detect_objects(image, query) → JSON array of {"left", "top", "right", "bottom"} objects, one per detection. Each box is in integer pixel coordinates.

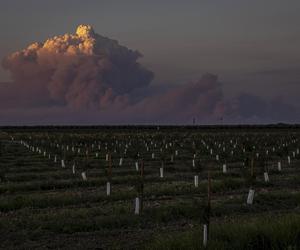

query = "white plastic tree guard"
[
  {"left": 203, "top": 224, "right": 208, "bottom": 247},
  {"left": 135, "top": 162, "right": 139, "bottom": 171},
  {"left": 134, "top": 197, "right": 140, "bottom": 215},
  {"left": 81, "top": 172, "right": 87, "bottom": 181},
  {"left": 247, "top": 189, "right": 255, "bottom": 205},
  {"left": 222, "top": 164, "right": 227, "bottom": 173},
  {"left": 264, "top": 172, "right": 269, "bottom": 182},
  {"left": 106, "top": 182, "right": 111, "bottom": 196},
  {"left": 278, "top": 161, "right": 282, "bottom": 171},
  {"left": 160, "top": 167, "right": 164, "bottom": 178},
  {"left": 194, "top": 175, "right": 199, "bottom": 187}
]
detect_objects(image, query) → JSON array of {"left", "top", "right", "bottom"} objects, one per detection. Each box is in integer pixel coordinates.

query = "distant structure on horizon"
[{"left": 193, "top": 117, "right": 196, "bottom": 125}]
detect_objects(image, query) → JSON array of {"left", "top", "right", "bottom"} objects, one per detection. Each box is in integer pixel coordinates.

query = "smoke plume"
[
  {"left": 1, "top": 25, "right": 299, "bottom": 124},
  {"left": 2, "top": 24, "right": 153, "bottom": 109}
]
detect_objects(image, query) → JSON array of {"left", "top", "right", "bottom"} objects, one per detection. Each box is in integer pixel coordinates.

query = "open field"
[{"left": 0, "top": 126, "right": 300, "bottom": 249}]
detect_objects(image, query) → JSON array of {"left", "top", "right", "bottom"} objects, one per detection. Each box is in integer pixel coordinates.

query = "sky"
[{"left": 0, "top": 0, "right": 300, "bottom": 125}]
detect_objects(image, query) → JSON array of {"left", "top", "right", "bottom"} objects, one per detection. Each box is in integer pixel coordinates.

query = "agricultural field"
[{"left": 0, "top": 126, "right": 300, "bottom": 249}]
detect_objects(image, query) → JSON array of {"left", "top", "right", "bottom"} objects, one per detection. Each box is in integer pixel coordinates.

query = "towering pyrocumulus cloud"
[
  {"left": 1, "top": 24, "right": 298, "bottom": 124},
  {"left": 2, "top": 24, "right": 154, "bottom": 109}
]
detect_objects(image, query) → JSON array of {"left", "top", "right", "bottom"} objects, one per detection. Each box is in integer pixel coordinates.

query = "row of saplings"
[{"left": 14, "top": 137, "right": 300, "bottom": 248}]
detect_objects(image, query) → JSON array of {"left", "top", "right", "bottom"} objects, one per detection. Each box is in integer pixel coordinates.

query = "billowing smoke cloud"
[
  {"left": 1, "top": 25, "right": 299, "bottom": 124},
  {"left": 128, "top": 74, "right": 228, "bottom": 123},
  {"left": 2, "top": 25, "right": 153, "bottom": 109}
]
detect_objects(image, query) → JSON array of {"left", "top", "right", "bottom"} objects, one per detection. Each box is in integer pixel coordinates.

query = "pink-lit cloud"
[{"left": 2, "top": 25, "right": 153, "bottom": 109}]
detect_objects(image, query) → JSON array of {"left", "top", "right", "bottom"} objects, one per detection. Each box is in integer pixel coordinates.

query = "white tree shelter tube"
[
  {"left": 106, "top": 181, "right": 111, "bottom": 196},
  {"left": 203, "top": 224, "right": 208, "bottom": 247},
  {"left": 160, "top": 167, "right": 164, "bottom": 178},
  {"left": 278, "top": 161, "right": 282, "bottom": 171},
  {"left": 134, "top": 197, "right": 140, "bottom": 215},
  {"left": 194, "top": 175, "right": 199, "bottom": 187},
  {"left": 264, "top": 172, "right": 269, "bottom": 182},
  {"left": 81, "top": 172, "right": 87, "bottom": 181},
  {"left": 222, "top": 164, "right": 227, "bottom": 173},
  {"left": 247, "top": 189, "right": 255, "bottom": 205}
]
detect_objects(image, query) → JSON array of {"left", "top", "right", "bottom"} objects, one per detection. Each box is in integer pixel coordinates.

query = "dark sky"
[{"left": 1, "top": 0, "right": 300, "bottom": 124}]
